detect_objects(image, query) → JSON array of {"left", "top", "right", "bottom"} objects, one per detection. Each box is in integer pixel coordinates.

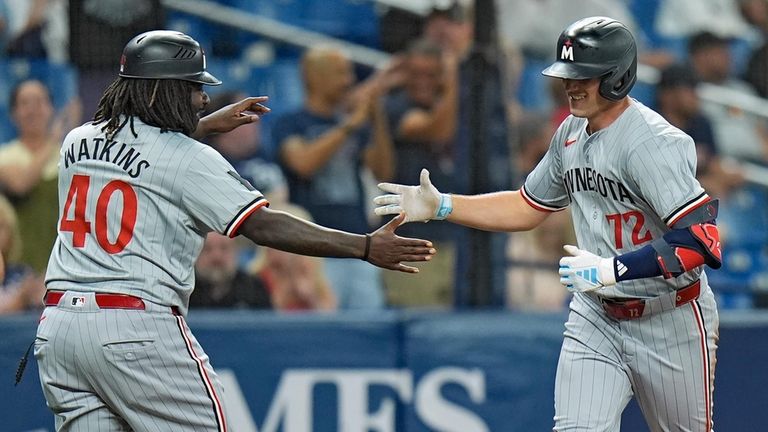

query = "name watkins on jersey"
[
  {"left": 63, "top": 138, "right": 150, "bottom": 178},
  {"left": 563, "top": 166, "right": 635, "bottom": 205}
]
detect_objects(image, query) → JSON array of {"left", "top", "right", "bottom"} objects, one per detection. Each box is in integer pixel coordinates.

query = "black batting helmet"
[
  {"left": 119, "top": 30, "right": 221, "bottom": 86},
  {"left": 542, "top": 17, "right": 637, "bottom": 100}
]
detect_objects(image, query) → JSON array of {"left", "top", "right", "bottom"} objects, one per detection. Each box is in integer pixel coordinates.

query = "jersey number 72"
[
  {"left": 606, "top": 210, "right": 652, "bottom": 249},
  {"left": 60, "top": 174, "right": 138, "bottom": 254}
]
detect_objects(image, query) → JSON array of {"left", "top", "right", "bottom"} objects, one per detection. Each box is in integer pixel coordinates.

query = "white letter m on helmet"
[{"left": 561, "top": 45, "right": 574, "bottom": 61}]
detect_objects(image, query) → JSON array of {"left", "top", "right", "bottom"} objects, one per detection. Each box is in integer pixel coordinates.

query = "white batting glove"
[
  {"left": 558, "top": 245, "right": 616, "bottom": 293},
  {"left": 374, "top": 169, "right": 451, "bottom": 223}
]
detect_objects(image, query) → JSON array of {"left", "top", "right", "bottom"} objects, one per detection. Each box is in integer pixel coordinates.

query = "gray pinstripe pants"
[
  {"left": 553, "top": 286, "right": 718, "bottom": 432},
  {"left": 35, "top": 291, "right": 229, "bottom": 431}
]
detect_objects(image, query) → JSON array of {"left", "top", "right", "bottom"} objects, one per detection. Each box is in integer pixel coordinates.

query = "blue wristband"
[{"left": 435, "top": 193, "right": 453, "bottom": 220}]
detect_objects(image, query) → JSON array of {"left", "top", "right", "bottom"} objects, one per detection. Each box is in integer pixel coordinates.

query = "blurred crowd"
[{"left": 1, "top": 0, "right": 768, "bottom": 315}]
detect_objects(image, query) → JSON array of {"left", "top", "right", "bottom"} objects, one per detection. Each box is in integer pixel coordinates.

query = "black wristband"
[{"left": 362, "top": 233, "right": 372, "bottom": 261}]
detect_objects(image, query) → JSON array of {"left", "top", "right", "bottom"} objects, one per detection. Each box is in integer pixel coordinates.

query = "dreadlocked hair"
[{"left": 93, "top": 77, "right": 200, "bottom": 140}]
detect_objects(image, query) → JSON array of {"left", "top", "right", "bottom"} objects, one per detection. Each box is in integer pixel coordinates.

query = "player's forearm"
[
  {"left": 447, "top": 190, "right": 550, "bottom": 232},
  {"left": 239, "top": 208, "right": 366, "bottom": 259},
  {"left": 612, "top": 224, "right": 722, "bottom": 282}
]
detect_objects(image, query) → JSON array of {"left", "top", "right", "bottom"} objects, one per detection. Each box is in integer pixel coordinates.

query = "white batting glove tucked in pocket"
[
  {"left": 374, "top": 169, "right": 448, "bottom": 223},
  {"left": 558, "top": 245, "right": 617, "bottom": 293}
]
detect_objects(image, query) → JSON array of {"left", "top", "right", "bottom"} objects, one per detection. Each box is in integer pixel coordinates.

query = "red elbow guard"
[
  {"left": 674, "top": 247, "right": 707, "bottom": 273},
  {"left": 690, "top": 222, "right": 722, "bottom": 268}
]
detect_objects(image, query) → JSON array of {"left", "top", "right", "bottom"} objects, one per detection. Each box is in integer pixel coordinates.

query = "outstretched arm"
[
  {"left": 192, "top": 96, "right": 270, "bottom": 140},
  {"left": 374, "top": 168, "right": 551, "bottom": 232},
  {"left": 448, "top": 191, "right": 551, "bottom": 232},
  {"left": 238, "top": 207, "right": 435, "bottom": 273}
]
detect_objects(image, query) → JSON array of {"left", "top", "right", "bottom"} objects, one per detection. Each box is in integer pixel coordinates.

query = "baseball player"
[
  {"left": 375, "top": 17, "right": 721, "bottom": 431},
  {"left": 33, "top": 30, "right": 435, "bottom": 431}
]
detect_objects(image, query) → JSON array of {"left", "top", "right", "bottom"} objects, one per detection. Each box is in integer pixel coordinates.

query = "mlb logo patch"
[{"left": 71, "top": 297, "right": 86, "bottom": 307}]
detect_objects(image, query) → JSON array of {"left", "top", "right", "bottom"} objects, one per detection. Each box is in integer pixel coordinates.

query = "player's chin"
[{"left": 568, "top": 105, "right": 589, "bottom": 118}]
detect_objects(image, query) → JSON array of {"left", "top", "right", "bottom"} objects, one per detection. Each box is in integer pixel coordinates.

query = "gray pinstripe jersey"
[
  {"left": 523, "top": 99, "right": 708, "bottom": 298},
  {"left": 45, "top": 118, "right": 266, "bottom": 314}
]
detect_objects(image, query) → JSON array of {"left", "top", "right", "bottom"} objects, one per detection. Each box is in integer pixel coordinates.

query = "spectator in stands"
[
  {"left": 3, "top": 0, "right": 67, "bottom": 62},
  {"left": 744, "top": 43, "right": 768, "bottom": 98},
  {"left": 507, "top": 211, "right": 573, "bottom": 311},
  {"left": 506, "top": 113, "right": 572, "bottom": 311},
  {"left": 191, "top": 232, "right": 272, "bottom": 309},
  {"left": 689, "top": 31, "right": 768, "bottom": 163},
  {"left": 656, "top": 63, "right": 746, "bottom": 197},
  {"left": 742, "top": 0, "right": 768, "bottom": 98},
  {"left": 0, "top": 194, "right": 45, "bottom": 314},
  {"left": 548, "top": 77, "right": 572, "bottom": 130},
  {"left": 271, "top": 46, "right": 394, "bottom": 309},
  {"left": 0, "top": 79, "right": 78, "bottom": 273},
  {"left": 656, "top": 0, "right": 753, "bottom": 40},
  {"left": 422, "top": 3, "right": 512, "bottom": 305},
  {"left": 250, "top": 203, "right": 337, "bottom": 312},
  {"left": 205, "top": 91, "right": 288, "bottom": 203},
  {"left": 740, "top": 0, "right": 768, "bottom": 35},
  {"left": 736, "top": 0, "right": 768, "bottom": 119},
  {"left": 69, "top": 0, "right": 164, "bottom": 119},
  {"left": 381, "top": 39, "right": 459, "bottom": 307},
  {"left": 422, "top": 2, "right": 474, "bottom": 59},
  {"left": 511, "top": 113, "right": 552, "bottom": 188}
]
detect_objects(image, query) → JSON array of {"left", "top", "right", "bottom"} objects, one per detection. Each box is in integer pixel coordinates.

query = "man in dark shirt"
[
  {"left": 382, "top": 39, "right": 459, "bottom": 306},
  {"left": 271, "top": 46, "right": 394, "bottom": 309},
  {"left": 192, "top": 233, "right": 271, "bottom": 309},
  {"left": 422, "top": 3, "right": 512, "bottom": 305},
  {"left": 656, "top": 63, "right": 744, "bottom": 198}
]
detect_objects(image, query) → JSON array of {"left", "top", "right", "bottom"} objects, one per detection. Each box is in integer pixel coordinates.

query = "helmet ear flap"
[{"left": 598, "top": 56, "right": 637, "bottom": 100}]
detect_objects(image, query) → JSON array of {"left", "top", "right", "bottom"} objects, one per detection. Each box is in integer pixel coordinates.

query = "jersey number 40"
[{"left": 60, "top": 174, "right": 138, "bottom": 254}]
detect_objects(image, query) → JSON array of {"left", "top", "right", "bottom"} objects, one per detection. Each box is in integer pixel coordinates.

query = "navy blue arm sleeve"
[{"left": 613, "top": 224, "right": 721, "bottom": 282}]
